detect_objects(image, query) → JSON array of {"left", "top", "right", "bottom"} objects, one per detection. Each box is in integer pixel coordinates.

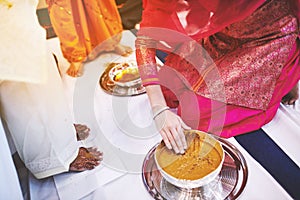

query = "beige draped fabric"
[
  {"left": 0, "top": 0, "right": 47, "bottom": 83},
  {"left": 0, "top": 0, "right": 79, "bottom": 179}
]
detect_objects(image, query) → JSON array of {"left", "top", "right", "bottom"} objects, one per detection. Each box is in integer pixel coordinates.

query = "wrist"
[{"left": 152, "top": 105, "right": 170, "bottom": 119}]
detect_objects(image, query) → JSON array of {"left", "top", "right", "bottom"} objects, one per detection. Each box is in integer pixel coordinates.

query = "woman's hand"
[
  {"left": 144, "top": 85, "right": 190, "bottom": 154},
  {"left": 154, "top": 109, "right": 191, "bottom": 154}
]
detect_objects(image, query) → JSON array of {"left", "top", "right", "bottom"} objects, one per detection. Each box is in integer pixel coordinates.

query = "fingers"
[
  {"left": 74, "top": 124, "right": 90, "bottom": 133},
  {"left": 162, "top": 128, "right": 185, "bottom": 154},
  {"left": 74, "top": 124, "right": 90, "bottom": 141},
  {"left": 69, "top": 147, "right": 103, "bottom": 172},
  {"left": 162, "top": 129, "right": 180, "bottom": 154},
  {"left": 160, "top": 130, "right": 172, "bottom": 150},
  {"left": 281, "top": 84, "right": 299, "bottom": 105},
  {"left": 281, "top": 95, "right": 291, "bottom": 105},
  {"left": 159, "top": 117, "right": 187, "bottom": 154},
  {"left": 282, "top": 95, "right": 297, "bottom": 105},
  {"left": 170, "top": 127, "right": 185, "bottom": 154},
  {"left": 289, "top": 99, "right": 296, "bottom": 105},
  {"left": 154, "top": 110, "right": 189, "bottom": 154},
  {"left": 179, "top": 117, "right": 191, "bottom": 130},
  {"left": 176, "top": 124, "right": 187, "bottom": 150},
  {"left": 86, "top": 147, "right": 103, "bottom": 161}
]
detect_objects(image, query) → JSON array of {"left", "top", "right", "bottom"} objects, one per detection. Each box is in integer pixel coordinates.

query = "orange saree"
[{"left": 47, "top": 0, "right": 123, "bottom": 63}]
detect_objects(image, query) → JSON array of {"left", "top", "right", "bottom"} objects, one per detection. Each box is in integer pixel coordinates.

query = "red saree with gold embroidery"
[{"left": 136, "top": 0, "right": 300, "bottom": 137}]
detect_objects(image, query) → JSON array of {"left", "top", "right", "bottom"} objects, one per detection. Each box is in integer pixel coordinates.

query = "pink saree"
[
  {"left": 136, "top": 0, "right": 300, "bottom": 137},
  {"left": 176, "top": 41, "right": 300, "bottom": 138}
]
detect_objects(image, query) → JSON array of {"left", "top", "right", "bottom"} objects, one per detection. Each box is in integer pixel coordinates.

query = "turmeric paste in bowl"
[{"left": 155, "top": 130, "right": 224, "bottom": 189}]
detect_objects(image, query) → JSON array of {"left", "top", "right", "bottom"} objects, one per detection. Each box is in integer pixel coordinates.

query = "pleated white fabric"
[{"left": 0, "top": 0, "right": 79, "bottom": 179}]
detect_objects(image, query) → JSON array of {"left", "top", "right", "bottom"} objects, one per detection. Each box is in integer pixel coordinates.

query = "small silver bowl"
[
  {"left": 154, "top": 130, "right": 225, "bottom": 189},
  {"left": 108, "top": 61, "right": 141, "bottom": 87}
]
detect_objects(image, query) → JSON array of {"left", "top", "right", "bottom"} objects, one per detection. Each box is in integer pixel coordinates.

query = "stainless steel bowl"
[{"left": 154, "top": 130, "right": 225, "bottom": 189}]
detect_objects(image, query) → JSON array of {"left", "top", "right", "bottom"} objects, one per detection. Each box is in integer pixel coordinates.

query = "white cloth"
[
  {"left": 0, "top": 120, "right": 23, "bottom": 200},
  {"left": 0, "top": 0, "right": 47, "bottom": 83},
  {"left": 0, "top": 61, "right": 79, "bottom": 179},
  {"left": 0, "top": 0, "right": 79, "bottom": 179}
]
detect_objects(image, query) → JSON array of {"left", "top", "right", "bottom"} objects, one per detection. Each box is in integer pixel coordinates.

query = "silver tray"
[
  {"left": 99, "top": 62, "right": 146, "bottom": 96},
  {"left": 142, "top": 137, "right": 248, "bottom": 200}
]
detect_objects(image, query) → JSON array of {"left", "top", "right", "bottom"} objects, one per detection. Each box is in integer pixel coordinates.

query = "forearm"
[
  {"left": 135, "top": 36, "right": 167, "bottom": 110},
  {"left": 135, "top": 36, "right": 160, "bottom": 85},
  {"left": 145, "top": 85, "right": 167, "bottom": 109}
]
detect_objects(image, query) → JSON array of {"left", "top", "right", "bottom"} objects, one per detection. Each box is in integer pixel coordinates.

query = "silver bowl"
[{"left": 154, "top": 130, "right": 225, "bottom": 189}]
